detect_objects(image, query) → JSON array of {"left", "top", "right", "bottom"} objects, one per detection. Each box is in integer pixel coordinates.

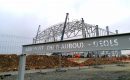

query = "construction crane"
[
  {"left": 58, "top": 13, "right": 69, "bottom": 71},
  {"left": 61, "top": 13, "right": 69, "bottom": 41}
]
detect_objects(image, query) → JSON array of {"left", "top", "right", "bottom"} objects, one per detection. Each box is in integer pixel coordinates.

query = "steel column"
[
  {"left": 96, "top": 25, "right": 99, "bottom": 37},
  {"left": 106, "top": 26, "right": 109, "bottom": 35}
]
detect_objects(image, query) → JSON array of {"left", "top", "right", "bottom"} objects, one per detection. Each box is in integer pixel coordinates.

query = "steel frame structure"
[{"left": 33, "top": 18, "right": 115, "bottom": 44}]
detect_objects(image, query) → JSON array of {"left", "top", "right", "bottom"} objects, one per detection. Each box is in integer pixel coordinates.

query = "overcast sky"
[{"left": 0, "top": 0, "right": 130, "bottom": 37}]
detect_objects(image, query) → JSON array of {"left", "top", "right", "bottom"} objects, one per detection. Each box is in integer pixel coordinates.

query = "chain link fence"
[{"left": 0, "top": 34, "right": 32, "bottom": 54}]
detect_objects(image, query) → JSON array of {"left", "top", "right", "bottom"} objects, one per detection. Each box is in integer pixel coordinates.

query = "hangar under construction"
[{"left": 32, "top": 13, "right": 121, "bottom": 58}]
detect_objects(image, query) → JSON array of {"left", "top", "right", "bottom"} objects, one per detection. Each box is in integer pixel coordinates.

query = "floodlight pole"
[{"left": 17, "top": 53, "right": 26, "bottom": 80}]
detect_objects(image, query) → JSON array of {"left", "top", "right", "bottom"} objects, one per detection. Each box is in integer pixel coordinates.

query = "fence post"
[{"left": 17, "top": 54, "right": 26, "bottom": 80}]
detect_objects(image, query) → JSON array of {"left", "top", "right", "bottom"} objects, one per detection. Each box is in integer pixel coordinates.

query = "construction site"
[{"left": 0, "top": 13, "right": 130, "bottom": 80}]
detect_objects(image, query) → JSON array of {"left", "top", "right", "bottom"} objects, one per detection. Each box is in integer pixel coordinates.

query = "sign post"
[{"left": 17, "top": 54, "right": 26, "bottom": 80}]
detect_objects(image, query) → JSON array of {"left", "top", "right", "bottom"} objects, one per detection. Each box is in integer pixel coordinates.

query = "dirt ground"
[
  {"left": 0, "top": 54, "right": 121, "bottom": 72},
  {"left": 1, "top": 63, "right": 130, "bottom": 80}
]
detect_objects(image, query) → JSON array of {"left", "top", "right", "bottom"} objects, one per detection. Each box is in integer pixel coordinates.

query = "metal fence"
[{"left": 0, "top": 34, "right": 32, "bottom": 54}]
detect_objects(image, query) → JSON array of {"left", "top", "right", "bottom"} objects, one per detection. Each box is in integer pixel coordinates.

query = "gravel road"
[{"left": 1, "top": 63, "right": 130, "bottom": 80}]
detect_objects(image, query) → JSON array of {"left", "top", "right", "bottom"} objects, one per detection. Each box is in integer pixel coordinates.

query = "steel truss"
[{"left": 33, "top": 19, "right": 115, "bottom": 43}]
